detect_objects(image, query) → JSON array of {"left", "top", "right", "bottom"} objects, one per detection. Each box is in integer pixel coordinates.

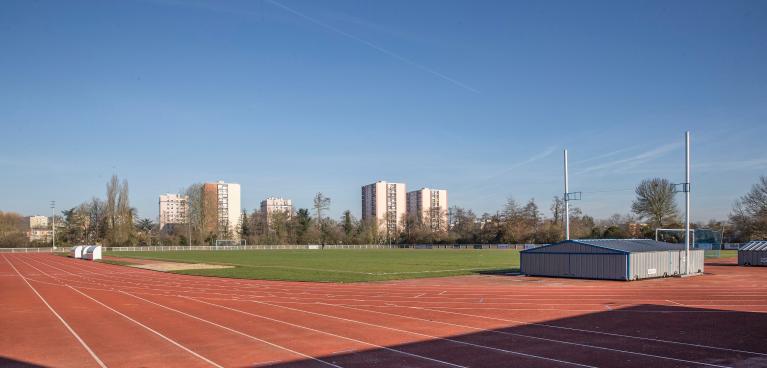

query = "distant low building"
[
  {"left": 28, "top": 228, "right": 52, "bottom": 243},
  {"left": 29, "top": 215, "right": 48, "bottom": 229},
  {"left": 407, "top": 188, "right": 448, "bottom": 232},
  {"left": 261, "top": 197, "right": 293, "bottom": 225},
  {"left": 27, "top": 215, "right": 52, "bottom": 243},
  {"left": 626, "top": 223, "right": 646, "bottom": 237}
]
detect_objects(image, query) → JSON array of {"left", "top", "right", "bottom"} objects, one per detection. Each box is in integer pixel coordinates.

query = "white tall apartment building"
[
  {"left": 159, "top": 193, "right": 188, "bottom": 230},
  {"left": 361, "top": 181, "right": 407, "bottom": 236},
  {"left": 261, "top": 197, "right": 293, "bottom": 225},
  {"left": 204, "top": 181, "right": 241, "bottom": 238},
  {"left": 407, "top": 188, "right": 448, "bottom": 232},
  {"left": 29, "top": 215, "right": 49, "bottom": 229}
]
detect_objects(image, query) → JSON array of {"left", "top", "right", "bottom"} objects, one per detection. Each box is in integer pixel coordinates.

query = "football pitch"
[{"left": 108, "top": 249, "right": 521, "bottom": 282}]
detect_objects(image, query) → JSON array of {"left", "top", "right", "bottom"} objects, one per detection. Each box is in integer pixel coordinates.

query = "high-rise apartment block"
[
  {"left": 203, "top": 181, "right": 241, "bottom": 238},
  {"left": 407, "top": 188, "right": 448, "bottom": 231},
  {"left": 361, "top": 181, "right": 407, "bottom": 236},
  {"left": 261, "top": 197, "right": 293, "bottom": 225},
  {"left": 159, "top": 193, "right": 188, "bottom": 230}
]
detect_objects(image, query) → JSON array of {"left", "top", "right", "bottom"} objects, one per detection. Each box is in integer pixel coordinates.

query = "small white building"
[{"left": 29, "top": 215, "right": 49, "bottom": 229}]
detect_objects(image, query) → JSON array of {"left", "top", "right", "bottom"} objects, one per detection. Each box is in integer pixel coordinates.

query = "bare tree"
[
  {"left": 313, "top": 192, "right": 331, "bottom": 228},
  {"left": 631, "top": 178, "right": 679, "bottom": 227},
  {"left": 105, "top": 175, "right": 118, "bottom": 244},
  {"left": 730, "top": 176, "right": 767, "bottom": 240}
]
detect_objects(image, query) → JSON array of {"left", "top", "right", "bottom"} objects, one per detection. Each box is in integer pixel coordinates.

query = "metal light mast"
[
  {"left": 564, "top": 149, "right": 570, "bottom": 240},
  {"left": 50, "top": 200, "right": 56, "bottom": 249},
  {"left": 684, "top": 131, "right": 691, "bottom": 275}
]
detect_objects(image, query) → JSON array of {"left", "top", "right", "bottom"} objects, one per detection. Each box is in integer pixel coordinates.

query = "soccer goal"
[
  {"left": 214, "top": 239, "right": 247, "bottom": 247},
  {"left": 655, "top": 228, "right": 695, "bottom": 246}
]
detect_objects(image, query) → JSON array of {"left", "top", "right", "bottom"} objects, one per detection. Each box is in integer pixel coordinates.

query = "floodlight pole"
[
  {"left": 50, "top": 201, "right": 56, "bottom": 249},
  {"left": 684, "top": 131, "right": 691, "bottom": 275},
  {"left": 564, "top": 149, "right": 570, "bottom": 240}
]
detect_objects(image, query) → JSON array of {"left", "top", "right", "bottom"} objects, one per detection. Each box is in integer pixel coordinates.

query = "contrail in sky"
[{"left": 266, "top": 0, "right": 480, "bottom": 93}]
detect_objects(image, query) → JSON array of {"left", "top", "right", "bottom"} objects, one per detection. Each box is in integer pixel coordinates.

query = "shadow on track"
[{"left": 259, "top": 304, "right": 767, "bottom": 368}]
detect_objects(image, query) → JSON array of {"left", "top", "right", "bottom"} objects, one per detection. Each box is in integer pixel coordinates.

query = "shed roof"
[
  {"left": 523, "top": 239, "right": 688, "bottom": 254},
  {"left": 740, "top": 241, "right": 767, "bottom": 251}
]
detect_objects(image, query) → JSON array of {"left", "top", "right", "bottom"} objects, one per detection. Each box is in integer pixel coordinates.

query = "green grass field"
[{"left": 109, "top": 249, "right": 520, "bottom": 283}]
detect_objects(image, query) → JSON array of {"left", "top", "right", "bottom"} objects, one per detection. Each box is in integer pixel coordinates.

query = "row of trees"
[
  {"left": 2, "top": 175, "right": 766, "bottom": 247},
  {"left": 130, "top": 175, "right": 767, "bottom": 246}
]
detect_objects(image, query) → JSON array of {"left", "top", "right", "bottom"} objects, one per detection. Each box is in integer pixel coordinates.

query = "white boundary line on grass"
[{"left": 3, "top": 256, "right": 107, "bottom": 368}]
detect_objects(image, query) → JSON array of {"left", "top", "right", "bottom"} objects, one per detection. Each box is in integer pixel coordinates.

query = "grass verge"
[{"left": 109, "top": 249, "right": 520, "bottom": 283}]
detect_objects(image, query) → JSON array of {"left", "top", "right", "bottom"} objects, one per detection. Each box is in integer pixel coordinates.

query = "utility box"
[{"left": 82, "top": 245, "right": 102, "bottom": 260}]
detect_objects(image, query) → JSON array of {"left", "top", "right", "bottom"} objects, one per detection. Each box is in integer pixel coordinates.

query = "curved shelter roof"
[{"left": 740, "top": 241, "right": 767, "bottom": 251}]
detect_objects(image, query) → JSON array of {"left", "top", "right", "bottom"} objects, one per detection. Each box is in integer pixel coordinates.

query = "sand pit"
[{"left": 130, "top": 262, "right": 233, "bottom": 272}]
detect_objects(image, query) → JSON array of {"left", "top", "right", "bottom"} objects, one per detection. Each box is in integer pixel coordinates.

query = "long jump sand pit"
[{"left": 130, "top": 262, "right": 234, "bottom": 272}]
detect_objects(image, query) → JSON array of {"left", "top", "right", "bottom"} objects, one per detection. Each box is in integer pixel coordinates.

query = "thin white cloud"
[
  {"left": 576, "top": 142, "right": 681, "bottom": 175},
  {"left": 574, "top": 144, "right": 643, "bottom": 164},
  {"left": 266, "top": 0, "right": 479, "bottom": 93},
  {"left": 478, "top": 146, "right": 558, "bottom": 184}
]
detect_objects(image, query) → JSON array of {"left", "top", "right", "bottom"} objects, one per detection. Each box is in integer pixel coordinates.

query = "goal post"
[
  {"left": 655, "top": 228, "right": 695, "bottom": 247},
  {"left": 214, "top": 239, "right": 247, "bottom": 247}
]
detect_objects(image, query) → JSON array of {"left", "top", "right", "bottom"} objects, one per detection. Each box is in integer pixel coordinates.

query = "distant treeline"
[{"left": 2, "top": 176, "right": 766, "bottom": 248}]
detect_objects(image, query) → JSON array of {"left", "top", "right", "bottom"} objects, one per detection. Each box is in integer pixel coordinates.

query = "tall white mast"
[
  {"left": 684, "top": 131, "right": 691, "bottom": 275},
  {"left": 564, "top": 149, "right": 570, "bottom": 240}
]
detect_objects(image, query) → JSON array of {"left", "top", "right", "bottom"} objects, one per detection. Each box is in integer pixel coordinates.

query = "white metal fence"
[
  {"left": 106, "top": 244, "right": 403, "bottom": 252},
  {"left": 0, "top": 247, "right": 68, "bottom": 253},
  {"left": 1, "top": 244, "right": 532, "bottom": 253}
]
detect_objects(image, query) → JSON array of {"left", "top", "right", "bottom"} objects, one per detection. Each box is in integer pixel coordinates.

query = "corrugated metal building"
[
  {"left": 520, "top": 239, "right": 705, "bottom": 281},
  {"left": 738, "top": 241, "right": 767, "bottom": 266}
]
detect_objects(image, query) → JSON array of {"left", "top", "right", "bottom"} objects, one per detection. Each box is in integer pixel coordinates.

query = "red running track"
[{"left": 1, "top": 254, "right": 766, "bottom": 368}]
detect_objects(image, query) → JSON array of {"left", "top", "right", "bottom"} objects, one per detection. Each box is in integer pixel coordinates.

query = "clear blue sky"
[{"left": 1, "top": 0, "right": 765, "bottom": 223}]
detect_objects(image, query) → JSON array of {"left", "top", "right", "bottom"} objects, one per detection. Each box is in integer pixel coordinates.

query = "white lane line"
[
  {"left": 324, "top": 303, "right": 732, "bottom": 368},
  {"left": 3, "top": 256, "right": 107, "bottom": 368},
  {"left": 413, "top": 306, "right": 767, "bottom": 357},
  {"left": 185, "top": 297, "right": 467, "bottom": 368},
  {"left": 68, "top": 286, "right": 223, "bottom": 368},
  {"left": 120, "top": 291, "right": 344, "bottom": 368},
  {"left": 233, "top": 298, "right": 596, "bottom": 368},
  {"left": 413, "top": 293, "right": 426, "bottom": 298}
]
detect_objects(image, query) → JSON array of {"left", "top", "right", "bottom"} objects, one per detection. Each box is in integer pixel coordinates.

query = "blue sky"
[{"left": 1, "top": 0, "right": 765, "bottom": 222}]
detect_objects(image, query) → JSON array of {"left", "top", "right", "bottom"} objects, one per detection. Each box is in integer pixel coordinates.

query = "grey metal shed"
[
  {"left": 738, "top": 241, "right": 767, "bottom": 266},
  {"left": 520, "top": 239, "right": 705, "bottom": 281}
]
